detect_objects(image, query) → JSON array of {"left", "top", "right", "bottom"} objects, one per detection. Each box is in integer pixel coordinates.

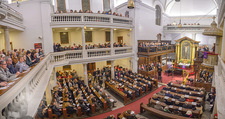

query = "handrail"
[
  {"left": 1, "top": 3, "right": 22, "bottom": 17},
  {"left": 51, "top": 13, "right": 133, "bottom": 26}
]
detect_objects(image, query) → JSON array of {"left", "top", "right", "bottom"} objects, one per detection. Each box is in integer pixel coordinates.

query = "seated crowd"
[
  {"left": 44, "top": 70, "right": 116, "bottom": 118},
  {"left": 148, "top": 83, "right": 205, "bottom": 118},
  {"left": 54, "top": 9, "right": 127, "bottom": 17},
  {"left": 139, "top": 62, "right": 165, "bottom": 72},
  {"left": 53, "top": 42, "right": 128, "bottom": 52},
  {"left": 0, "top": 48, "right": 44, "bottom": 87},
  {"left": 197, "top": 69, "right": 213, "bottom": 83}
]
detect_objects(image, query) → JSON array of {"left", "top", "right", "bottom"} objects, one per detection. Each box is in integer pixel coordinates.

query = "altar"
[{"left": 175, "top": 37, "right": 200, "bottom": 66}]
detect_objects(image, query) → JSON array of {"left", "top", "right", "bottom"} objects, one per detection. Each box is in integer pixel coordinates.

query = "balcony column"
[
  {"left": 221, "top": 20, "right": 225, "bottom": 61},
  {"left": 192, "top": 33, "right": 196, "bottom": 40},
  {"left": 45, "top": 82, "right": 52, "bottom": 105},
  {"left": 53, "top": 67, "right": 57, "bottom": 87},
  {"left": 82, "top": 27, "right": 87, "bottom": 58},
  {"left": 83, "top": 63, "right": 88, "bottom": 86},
  {"left": 110, "top": 28, "right": 115, "bottom": 55},
  {"left": 4, "top": 27, "right": 11, "bottom": 51},
  {"left": 111, "top": 60, "right": 115, "bottom": 79}
]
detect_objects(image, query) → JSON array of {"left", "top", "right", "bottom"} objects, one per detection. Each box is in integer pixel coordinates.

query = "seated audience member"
[
  {"left": 26, "top": 51, "right": 36, "bottom": 66},
  {"left": 182, "top": 102, "right": 192, "bottom": 109},
  {"left": 184, "top": 110, "right": 192, "bottom": 118},
  {"left": 123, "top": 110, "right": 137, "bottom": 119},
  {"left": 107, "top": 114, "right": 115, "bottom": 119},
  {"left": 15, "top": 56, "right": 29, "bottom": 73},
  {"left": 65, "top": 102, "right": 76, "bottom": 114},
  {"left": 157, "top": 90, "right": 165, "bottom": 96},
  {"left": 152, "top": 94, "right": 159, "bottom": 100},
  {"left": 80, "top": 101, "right": 90, "bottom": 116},
  {"left": 0, "top": 60, "right": 20, "bottom": 82},
  {"left": 12, "top": 52, "right": 18, "bottom": 65},
  {"left": 178, "top": 95, "right": 186, "bottom": 102},
  {"left": 163, "top": 106, "right": 170, "bottom": 113},
  {"left": 165, "top": 98, "right": 173, "bottom": 105},
  {"left": 154, "top": 104, "right": 163, "bottom": 111},
  {"left": 6, "top": 57, "right": 17, "bottom": 74},
  {"left": 196, "top": 104, "right": 203, "bottom": 115},
  {"left": 51, "top": 102, "right": 62, "bottom": 116}
]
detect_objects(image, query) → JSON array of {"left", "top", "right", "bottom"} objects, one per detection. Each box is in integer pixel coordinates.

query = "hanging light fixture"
[
  {"left": 127, "top": 0, "right": 134, "bottom": 9},
  {"left": 178, "top": 0, "right": 182, "bottom": 28},
  {"left": 84, "top": 25, "right": 86, "bottom": 30}
]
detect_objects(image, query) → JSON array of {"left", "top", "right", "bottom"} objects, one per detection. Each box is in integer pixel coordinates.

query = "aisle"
[{"left": 84, "top": 86, "right": 164, "bottom": 119}]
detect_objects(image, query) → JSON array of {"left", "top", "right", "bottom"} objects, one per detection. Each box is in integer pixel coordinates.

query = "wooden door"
[
  {"left": 87, "top": 63, "right": 96, "bottom": 74},
  {"left": 118, "top": 36, "right": 123, "bottom": 45}
]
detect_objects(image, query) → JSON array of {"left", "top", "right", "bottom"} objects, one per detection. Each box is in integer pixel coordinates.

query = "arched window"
[
  {"left": 155, "top": 5, "right": 161, "bottom": 26},
  {"left": 57, "top": 0, "right": 66, "bottom": 12},
  {"left": 103, "top": 0, "right": 110, "bottom": 12},
  {"left": 82, "top": 0, "right": 90, "bottom": 12}
]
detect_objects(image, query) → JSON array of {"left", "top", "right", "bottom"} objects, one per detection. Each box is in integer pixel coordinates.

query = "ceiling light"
[
  {"left": 65, "top": 28, "right": 68, "bottom": 30},
  {"left": 114, "top": 29, "right": 117, "bottom": 30},
  {"left": 84, "top": 25, "right": 86, "bottom": 30},
  {"left": 129, "top": 28, "right": 132, "bottom": 31},
  {"left": 127, "top": 0, "right": 134, "bottom": 9},
  {"left": 90, "top": 28, "right": 93, "bottom": 30}
]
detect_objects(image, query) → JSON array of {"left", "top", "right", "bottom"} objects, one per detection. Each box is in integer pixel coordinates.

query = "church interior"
[{"left": 0, "top": 0, "right": 224, "bottom": 119}]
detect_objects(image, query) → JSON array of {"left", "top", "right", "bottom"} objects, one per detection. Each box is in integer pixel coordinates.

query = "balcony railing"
[
  {"left": 0, "top": 47, "right": 134, "bottom": 118},
  {"left": 0, "top": 3, "right": 24, "bottom": 31},
  {"left": 51, "top": 13, "right": 133, "bottom": 27},
  {"left": 138, "top": 45, "right": 175, "bottom": 55}
]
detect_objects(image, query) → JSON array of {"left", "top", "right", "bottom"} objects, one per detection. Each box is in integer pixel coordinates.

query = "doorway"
[
  {"left": 87, "top": 63, "right": 96, "bottom": 74},
  {"left": 118, "top": 36, "right": 123, "bottom": 45}
]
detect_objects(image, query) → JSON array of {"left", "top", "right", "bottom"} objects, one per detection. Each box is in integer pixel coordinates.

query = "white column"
[
  {"left": 111, "top": 60, "right": 114, "bottom": 79},
  {"left": 192, "top": 33, "right": 196, "bottom": 40},
  {"left": 83, "top": 63, "right": 88, "bottom": 85},
  {"left": 53, "top": 67, "right": 57, "bottom": 87},
  {"left": 111, "top": 28, "right": 114, "bottom": 55},
  {"left": 221, "top": 20, "right": 225, "bottom": 61},
  {"left": 45, "top": 82, "right": 52, "bottom": 105},
  {"left": 132, "top": 57, "right": 138, "bottom": 73},
  {"left": 4, "top": 27, "right": 11, "bottom": 51},
  {"left": 82, "top": 27, "right": 87, "bottom": 58}
]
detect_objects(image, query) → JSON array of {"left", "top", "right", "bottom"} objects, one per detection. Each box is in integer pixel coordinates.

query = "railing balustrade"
[
  {"left": 138, "top": 45, "right": 175, "bottom": 54},
  {"left": 51, "top": 13, "right": 133, "bottom": 26}
]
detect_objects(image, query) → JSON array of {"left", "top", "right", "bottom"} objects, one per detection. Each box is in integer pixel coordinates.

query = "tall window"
[
  {"left": 57, "top": 0, "right": 66, "bottom": 12},
  {"left": 103, "top": 0, "right": 110, "bottom": 12},
  {"left": 155, "top": 5, "right": 161, "bottom": 26},
  {"left": 82, "top": 0, "right": 90, "bottom": 12}
]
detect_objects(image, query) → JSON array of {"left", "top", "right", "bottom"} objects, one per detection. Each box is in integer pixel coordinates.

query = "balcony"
[
  {"left": 163, "top": 25, "right": 210, "bottom": 33},
  {"left": 50, "top": 13, "right": 133, "bottom": 28},
  {"left": 138, "top": 45, "right": 175, "bottom": 56},
  {"left": 0, "top": 3, "right": 25, "bottom": 31},
  {"left": 0, "top": 47, "right": 134, "bottom": 118}
]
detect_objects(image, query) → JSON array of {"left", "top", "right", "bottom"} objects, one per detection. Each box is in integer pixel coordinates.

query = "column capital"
[{"left": 2, "top": 26, "right": 9, "bottom": 30}]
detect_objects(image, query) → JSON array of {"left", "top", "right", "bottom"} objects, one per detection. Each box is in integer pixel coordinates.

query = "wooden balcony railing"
[{"left": 138, "top": 45, "right": 175, "bottom": 55}]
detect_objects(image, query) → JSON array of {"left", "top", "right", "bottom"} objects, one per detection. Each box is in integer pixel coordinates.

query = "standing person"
[{"left": 158, "top": 66, "right": 162, "bottom": 81}]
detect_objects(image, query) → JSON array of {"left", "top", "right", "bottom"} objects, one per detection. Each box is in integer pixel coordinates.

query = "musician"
[{"left": 158, "top": 66, "right": 162, "bottom": 77}]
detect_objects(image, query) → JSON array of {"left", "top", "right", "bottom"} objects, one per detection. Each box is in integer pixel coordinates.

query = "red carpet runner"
[
  {"left": 85, "top": 86, "right": 164, "bottom": 119},
  {"left": 161, "top": 71, "right": 195, "bottom": 84}
]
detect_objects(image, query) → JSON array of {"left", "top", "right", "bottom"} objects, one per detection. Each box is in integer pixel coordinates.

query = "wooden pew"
[
  {"left": 140, "top": 103, "right": 190, "bottom": 119},
  {"left": 155, "top": 94, "right": 201, "bottom": 107},
  {"left": 164, "top": 87, "right": 204, "bottom": 96},
  {"left": 119, "top": 78, "right": 143, "bottom": 96},
  {"left": 73, "top": 91, "right": 82, "bottom": 117},
  {"left": 150, "top": 99, "right": 200, "bottom": 118},
  {"left": 80, "top": 86, "right": 96, "bottom": 113},
  {"left": 89, "top": 84, "right": 107, "bottom": 110},
  {"left": 105, "top": 81, "right": 130, "bottom": 104},
  {"left": 162, "top": 90, "right": 203, "bottom": 102},
  {"left": 169, "top": 83, "right": 205, "bottom": 92},
  {"left": 48, "top": 108, "right": 58, "bottom": 119},
  {"left": 126, "top": 77, "right": 149, "bottom": 93}
]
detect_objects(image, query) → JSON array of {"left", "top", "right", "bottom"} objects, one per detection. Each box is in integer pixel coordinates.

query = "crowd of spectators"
[
  {"left": 53, "top": 42, "right": 128, "bottom": 52},
  {"left": 197, "top": 69, "right": 213, "bottom": 83},
  {"left": 150, "top": 84, "right": 205, "bottom": 118},
  {"left": 139, "top": 62, "right": 165, "bottom": 72},
  {"left": 43, "top": 69, "right": 116, "bottom": 118},
  {"left": 54, "top": 9, "right": 127, "bottom": 17},
  {"left": 0, "top": 48, "right": 44, "bottom": 87},
  {"left": 207, "top": 88, "right": 216, "bottom": 113}
]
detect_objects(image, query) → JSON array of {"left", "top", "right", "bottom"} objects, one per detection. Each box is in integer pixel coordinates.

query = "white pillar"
[
  {"left": 221, "top": 20, "right": 225, "bottom": 61},
  {"left": 111, "top": 60, "right": 114, "bottom": 79},
  {"left": 53, "top": 67, "right": 57, "bottom": 87},
  {"left": 132, "top": 57, "right": 138, "bottom": 73},
  {"left": 4, "top": 27, "right": 10, "bottom": 51},
  {"left": 192, "top": 33, "right": 196, "bottom": 40},
  {"left": 45, "top": 82, "right": 52, "bottom": 105},
  {"left": 111, "top": 28, "right": 114, "bottom": 55},
  {"left": 82, "top": 27, "right": 87, "bottom": 58},
  {"left": 83, "top": 63, "right": 88, "bottom": 85}
]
